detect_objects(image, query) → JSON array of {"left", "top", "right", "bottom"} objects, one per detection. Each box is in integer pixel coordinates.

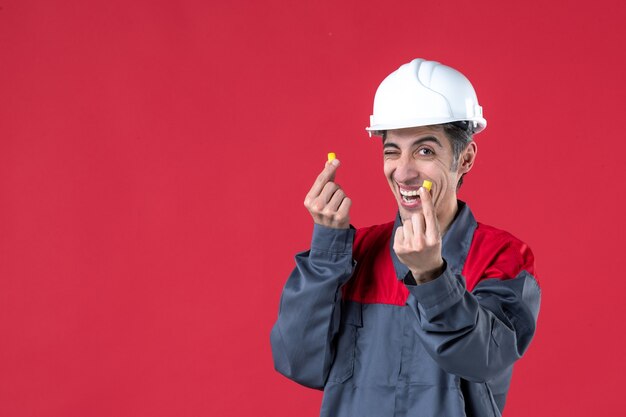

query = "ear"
[{"left": 458, "top": 141, "right": 477, "bottom": 175}]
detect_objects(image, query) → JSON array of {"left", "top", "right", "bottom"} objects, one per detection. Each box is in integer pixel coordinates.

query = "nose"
[{"left": 393, "top": 156, "right": 421, "bottom": 185}]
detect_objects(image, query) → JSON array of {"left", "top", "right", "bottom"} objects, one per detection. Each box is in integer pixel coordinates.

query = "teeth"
[{"left": 400, "top": 189, "right": 419, "bottom": 197}]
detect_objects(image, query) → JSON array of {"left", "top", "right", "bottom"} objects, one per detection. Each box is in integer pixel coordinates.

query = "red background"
[{"left": 1, "top": 1, "right": 625, "bottom": 416}]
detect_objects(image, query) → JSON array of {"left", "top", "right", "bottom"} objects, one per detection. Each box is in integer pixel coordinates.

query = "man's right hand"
[{"left": 304, "top": 159, "right": 352, "bottom": 229}]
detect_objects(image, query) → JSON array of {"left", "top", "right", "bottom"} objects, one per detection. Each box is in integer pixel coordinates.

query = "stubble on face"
[{"left": 383, "top": 126, "right": 464, "bottom": 229}]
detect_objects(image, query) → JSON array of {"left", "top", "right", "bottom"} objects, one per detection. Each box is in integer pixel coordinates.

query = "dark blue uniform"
[{"left": 271, "top": 202, "right": 541, "bottom": 417}]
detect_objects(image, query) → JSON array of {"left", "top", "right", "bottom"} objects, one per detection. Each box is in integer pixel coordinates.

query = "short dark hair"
[
  {"left": 442, "top": 122, "right": 474, "bottom": 169},
  {"left": 441, "top": 122, "right": 474, "bottom": 190}
]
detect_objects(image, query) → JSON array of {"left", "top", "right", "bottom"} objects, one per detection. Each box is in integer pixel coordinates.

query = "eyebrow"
[{"left": 383, "top": 136, "right": 444, "bottom": 149}]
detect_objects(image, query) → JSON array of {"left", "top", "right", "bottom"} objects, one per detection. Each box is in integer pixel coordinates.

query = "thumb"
[{"left": 324, "top": 158, "right": 340, "bottom": 182}]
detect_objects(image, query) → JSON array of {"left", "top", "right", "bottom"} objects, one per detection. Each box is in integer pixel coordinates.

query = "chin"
[{"left": 397, "top": 204, "right": 422, "bottom": 220}]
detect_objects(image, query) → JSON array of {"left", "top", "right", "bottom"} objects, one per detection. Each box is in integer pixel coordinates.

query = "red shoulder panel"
[
  {"left": 342, "top": 221, "right": 537, "bottom": 304},
  {"left": 462, "top": 222, "right": 537, "bottom": 292},
  {"left": 341, "top": 222, "right": 409, "bottom": 306}
]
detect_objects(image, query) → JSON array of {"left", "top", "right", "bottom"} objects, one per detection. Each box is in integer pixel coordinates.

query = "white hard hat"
[{"left": 366, "top": 58, "right": 487, "bottom": 136}]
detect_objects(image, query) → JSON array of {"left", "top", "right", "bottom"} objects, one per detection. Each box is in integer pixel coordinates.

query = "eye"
[
  {"left": 417, "top": 147, "right": 434, "bottom": 156},
  {"left": 384, "top": 150, "right": 400, "bottom": 158}
]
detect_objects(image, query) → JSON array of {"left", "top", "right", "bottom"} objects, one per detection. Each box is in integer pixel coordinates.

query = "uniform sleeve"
[
  {"left": 270, "top": 224, "right": 355, "bottom": 389},
  {"left": 404, "top": 244, "right": 541, "bottom": 383}
]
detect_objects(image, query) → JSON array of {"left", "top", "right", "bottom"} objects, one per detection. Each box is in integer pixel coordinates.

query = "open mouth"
[{"left": 399, "top": 189, "right": 420, "bottom": 204}]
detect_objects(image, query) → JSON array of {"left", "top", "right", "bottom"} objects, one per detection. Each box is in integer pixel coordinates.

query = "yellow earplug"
[
  {"left": 327, "top": 152, "right": 336, "bottom": 162},
  {"left": 422, "top": 180, "right": 432, "bottom": 191}
]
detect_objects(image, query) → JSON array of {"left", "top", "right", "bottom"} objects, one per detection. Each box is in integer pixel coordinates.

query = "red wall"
[{"left": 1, "top": 1, "right": 625, "bottom": 416}]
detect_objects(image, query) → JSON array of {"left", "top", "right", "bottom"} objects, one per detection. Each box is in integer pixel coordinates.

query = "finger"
[
  {"left": 411, "top": 212, "right": 425, "bottom": 243},
  {"left": 336, "top": 196, "right": 352, "bottom": 219},
  {"left": 402, "top": 218, "right": 414, "bottom": 246},
  {"left": 319, "top": 181, "right": 340, "bottom": 205},
  {"left": 307, "top": 159, "right": 340, "bottom": 199},
  {"left": 326, "top": 188, "right": 346, "bottom": 212},
  {"left": 410, "top": 213, "right": 426, "bottom": 252},
  {"left": 420, "top": 186, "right": 440, "bottom": 243},
  {"left": 394, "top": 225, "right": 404, "bottom": 250}
]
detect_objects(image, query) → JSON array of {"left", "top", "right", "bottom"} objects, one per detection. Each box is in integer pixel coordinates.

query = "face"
[{"left": 383, "top": 125, "right": 476, "bottom": 222}]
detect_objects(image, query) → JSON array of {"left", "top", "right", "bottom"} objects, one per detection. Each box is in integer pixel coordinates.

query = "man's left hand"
[{"left": 393, "top": 187, "right": 445, "bottom": 284}]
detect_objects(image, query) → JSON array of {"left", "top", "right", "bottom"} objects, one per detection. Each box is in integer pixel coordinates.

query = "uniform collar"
[{"left": 389, "top": 200, "right": 478, "bottom": 281}]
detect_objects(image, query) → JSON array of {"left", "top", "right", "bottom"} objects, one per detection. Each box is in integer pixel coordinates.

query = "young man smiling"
[
  {"left": 271, "top": 59, "right": 541, "bottom": 417},
  {"left": 384, "top": 124, "right": 477, "bottom": 284}
]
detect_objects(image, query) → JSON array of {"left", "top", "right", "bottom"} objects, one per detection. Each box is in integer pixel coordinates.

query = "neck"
[{"left": 437, "top": 197, "right": 459, "bottom": 236}]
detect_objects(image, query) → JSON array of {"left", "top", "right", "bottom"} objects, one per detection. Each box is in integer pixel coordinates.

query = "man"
[{"left": 270, "top": 58, "right": 541, "bottom": 417}]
